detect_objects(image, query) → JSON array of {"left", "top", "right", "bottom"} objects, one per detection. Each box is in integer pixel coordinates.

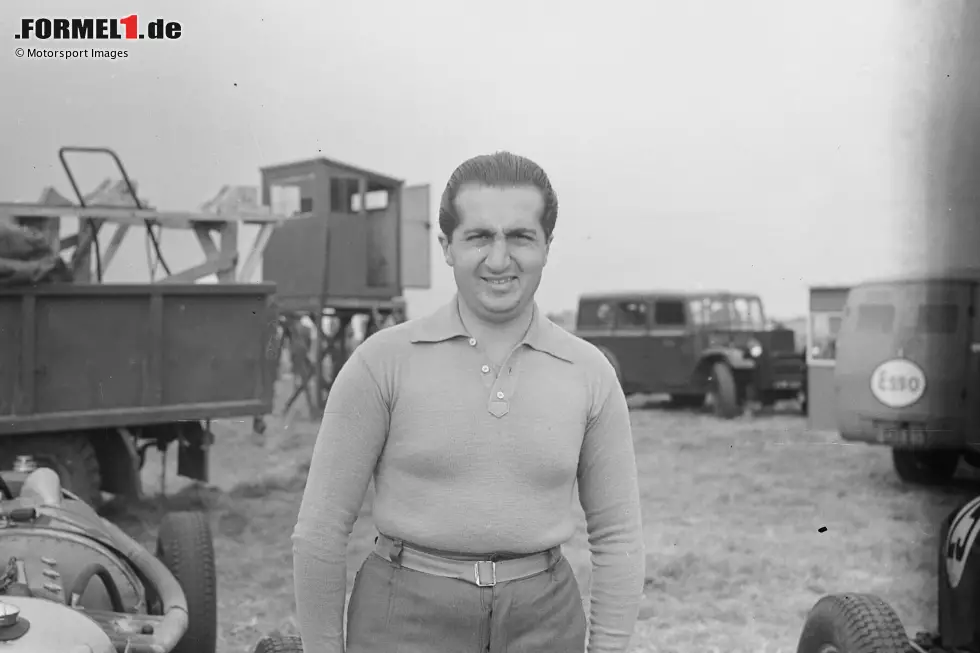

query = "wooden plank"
[
  {"left": 102, "top": 223, "right": 130, "bottom": 269},
  {"left": 192, "top": 224, "right": 219, "bottom": 258},
  {"left": 218, "top": 222, "right": 239, "bottom": 283},
  {"left": 158, "top": 253, "right": 236, "bottom": 284},
  {"left": 0, "top": 399, "right": 271, "bottom": 435},
  {"left": 237, "top": 223, "right": 274, "bottom": 282},
  {"left": 18, "top": 295, "right": 36, "bottom": 416},
  {"left": 0, "top": 202, "right": 294, "bottom": 226},
  {"left": 145, "top": 294, "right": 164, "bottom": 407}
]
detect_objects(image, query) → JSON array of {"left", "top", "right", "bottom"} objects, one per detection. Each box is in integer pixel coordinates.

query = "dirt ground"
[{"left": 108, "top": 380, "right": 980, "bottom": 653}]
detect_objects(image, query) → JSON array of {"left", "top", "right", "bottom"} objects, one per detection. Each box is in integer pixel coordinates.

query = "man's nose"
[{"left": 484, "top": 238, "right": 511, "bottom": 270}]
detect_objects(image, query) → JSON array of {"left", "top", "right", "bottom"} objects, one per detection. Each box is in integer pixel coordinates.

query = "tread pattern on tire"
[
  {"left": 710, "top": 362, "right": 740, "bottom": 419},
  {"left": 253, "top": 634, "right": 304, "bottom": 653},
  {"left": 797, "top": 593, "right": 908, "bottom": 653},
  {"left": 157, "top": 511, "right": 218, "bottom": 653}
]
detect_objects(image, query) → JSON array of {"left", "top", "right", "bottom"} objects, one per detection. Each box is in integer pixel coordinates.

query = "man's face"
[{"left": 438, "top": 184, "right": 551, "bottom": 324}]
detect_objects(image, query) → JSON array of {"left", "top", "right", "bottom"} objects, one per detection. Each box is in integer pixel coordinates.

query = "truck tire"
[
  {"left": 796, "top": 593, "right": 908, "bottom": 653},
  {"left": 892, "top": 449, "right": 960, "bottom": 485},
  {"left": 0, "top": 434, "right": 101, "bottom": 507},
  {"left": 157, "top": 511, "right": 218, "bottom": 653},
  {"left": 669, "top": 394, "right": 705, "bottom": 409},
  {"left": 596, "top": 346, "right": 625, "bottom": 388},
  {"left": 253, "top": 635, "right": 304, "bottom": 653},
  {"left": 709, "top": 362, "right": 740, "bottom": 419}
]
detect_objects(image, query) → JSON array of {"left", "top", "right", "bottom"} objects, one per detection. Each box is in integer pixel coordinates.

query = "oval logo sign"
[
  {"left": 945, "top": 496, "right": 980, "bottom": 588},
  {"left": 869, "top": 358, "right": 926, "bottom": 408}
]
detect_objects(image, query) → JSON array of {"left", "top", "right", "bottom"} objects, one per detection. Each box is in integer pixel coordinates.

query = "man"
[{"left": 292, "top": 151, "right": 645, "bottom": 652}]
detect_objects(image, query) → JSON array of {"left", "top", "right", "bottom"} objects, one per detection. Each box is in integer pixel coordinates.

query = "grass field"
[{"left": 110, "top": 382, "right": 980, "bottom": 653}]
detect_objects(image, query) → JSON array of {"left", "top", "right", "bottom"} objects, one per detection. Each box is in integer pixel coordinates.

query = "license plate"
[
  {"left": 773, "top": 380, "right": 801, "bottom": 389},
  {"left": 875, "top": 426, "right": 928, "bottom": 448}
]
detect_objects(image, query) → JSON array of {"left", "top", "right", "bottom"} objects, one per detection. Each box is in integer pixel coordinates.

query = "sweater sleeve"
[
  {"left": 292, "top": 350, "right": 390, "bottom": 653},
  {"left": 576, "top": 361, "right": 646, "bottom": 653}
]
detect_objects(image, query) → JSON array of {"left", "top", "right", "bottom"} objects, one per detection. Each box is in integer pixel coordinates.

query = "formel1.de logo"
[{"left": 15, "top": 16, "right": 182, "bottom": 41}]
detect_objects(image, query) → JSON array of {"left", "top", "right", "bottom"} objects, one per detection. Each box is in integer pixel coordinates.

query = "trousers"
[{"left": 345, "top": 540, "right": 588, "bottom": 653}]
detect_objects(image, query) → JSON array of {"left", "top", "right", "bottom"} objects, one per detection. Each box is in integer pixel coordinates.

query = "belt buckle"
[{"left": 474, "top": 560, "right": 496, "bottom": 587}]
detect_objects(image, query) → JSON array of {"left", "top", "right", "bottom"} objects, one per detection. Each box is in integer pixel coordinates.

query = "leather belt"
[{"left": 374, "top": 533, "right": 560, "bottom": 587}]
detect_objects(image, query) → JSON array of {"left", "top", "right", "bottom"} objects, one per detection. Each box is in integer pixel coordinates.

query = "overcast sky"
[{"left": 1, "top": 0, "right": 969, "bottom": 320}]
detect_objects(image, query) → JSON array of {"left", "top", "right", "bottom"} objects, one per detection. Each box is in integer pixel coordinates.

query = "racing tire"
[
  {"left": 0, "top": 434, "right": 102, "bottom": 507},
  {"left": 709, "top": 362, "right": 740, "bottom": 419},
  {"left": 796, "top": 593, "right": 908, "bottom": 653},
  {"left": 253, "top": 635, "right": 304, "bottom": 652},
  {"left": 891, "top": 449, "right": 960, "bottom": 486},
  {"left": 157, "top": 511, "right": 218, "bottom": 653}
]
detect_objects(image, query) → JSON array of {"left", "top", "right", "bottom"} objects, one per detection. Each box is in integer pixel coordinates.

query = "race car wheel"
[
  {"left": 796, "top": 593, "right": 908, "bottom": 653},
  {"left": 0, "top": 434, "right": 101, "bottom": 506},
  {"left": 709, "top": 362, "right": 741, "bottom": 419},
  {"left": 157, "top": 511, "right": 218, "bottom": 653},
  {"left": 892, "top": 449, "right": 960, "bottom": 485},
  {"left": 253, "top": 635, "right": 304, "bottom": 652}
]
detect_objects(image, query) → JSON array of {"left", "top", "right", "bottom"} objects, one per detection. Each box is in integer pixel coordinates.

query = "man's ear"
[
  {"left": 438, "top": 232, "right": 454, "bottom": 266},
  {"left": 542, "top": 233, "right": 553, "bottom": 266}
]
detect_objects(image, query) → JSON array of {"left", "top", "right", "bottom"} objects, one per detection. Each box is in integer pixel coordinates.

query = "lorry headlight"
[{"left": 747, "top": 339, "right": 763, "bottom": 358}]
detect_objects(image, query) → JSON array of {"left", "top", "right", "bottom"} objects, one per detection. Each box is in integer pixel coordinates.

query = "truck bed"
[{"left": 0, "top": 283, "right": 278, "bottom": 435}]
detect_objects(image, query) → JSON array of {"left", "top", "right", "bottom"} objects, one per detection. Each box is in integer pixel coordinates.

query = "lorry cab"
[
  {"left": 575, "top": 290, "right": 805, "bottom": 417},
  {"left": 834, "top": 270, "right": 980, "bottom": 484}
]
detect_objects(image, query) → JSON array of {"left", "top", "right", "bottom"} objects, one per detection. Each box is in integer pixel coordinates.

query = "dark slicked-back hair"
[{"left": 438, "top": 151, "right": 559, "bottom": 242}]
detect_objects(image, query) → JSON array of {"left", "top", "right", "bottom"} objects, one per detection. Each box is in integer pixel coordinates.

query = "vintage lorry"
[
  {"left": 0, "top": 147, "right": 286, "bottom": 506},
  {"left": 0, "top": 147, "right": 434, "bottom": 505},
  {"left": 574, "top": 289, "right": 807, "bottom": 417},
  {"left": 833, "top": 269, "right": 980, "bottom": 485}
]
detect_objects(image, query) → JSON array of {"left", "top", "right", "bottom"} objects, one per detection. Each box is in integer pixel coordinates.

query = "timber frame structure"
[
  {"left": 259, "top": 156, "right": 429, "bottom": 419},
  {"left": 0, "top": 147, "right": 291, "bottom": 286}
]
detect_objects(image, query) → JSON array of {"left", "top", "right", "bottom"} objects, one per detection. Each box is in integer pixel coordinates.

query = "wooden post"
[{"left": 218, "top": 221, "right": 239, "bottom": 283}]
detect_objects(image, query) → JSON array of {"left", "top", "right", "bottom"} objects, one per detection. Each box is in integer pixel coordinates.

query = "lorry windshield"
[
  {"left": 850, "top": 300, "right": 960, "bottom": 336},
  {"left": 848, "top": 284, "right": 963, "bottom": 336},
  {"left": 688, "top": 297, "right": 765, "bottom": 330}
]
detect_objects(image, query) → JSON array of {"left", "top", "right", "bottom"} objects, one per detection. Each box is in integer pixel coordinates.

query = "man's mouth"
[{"left": 483, "top": 276, "right": 518, "bottom": 286}]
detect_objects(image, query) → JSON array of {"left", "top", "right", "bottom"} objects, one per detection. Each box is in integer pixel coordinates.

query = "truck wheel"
[
  {"left": 253, "top": 635, "right": 304, "bottom": 653},
  {"left": 796, "top": 593, "right": 907, "bottom": 653},
  {"left": 157, "top": 511, "right": 218, "bottom": 653},
  {"left": 0, "top": 434, "right": 101, "bottom": 506},
  {"left": 708, "top": 362, "right": 740, "bottom": 419},
  {"left": 597, "top": 346, "right": 625, "bottom": 388},
  {"left": 668, "top": 394, "right": 705, "bottom": 409},
  {"left": 892, "top": 450, "right": 960, "bottom": 485}
]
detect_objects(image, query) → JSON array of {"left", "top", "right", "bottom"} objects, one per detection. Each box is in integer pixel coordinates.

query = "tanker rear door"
[{"left": 835, "top": 280, "right": 972, "bottom": 425}]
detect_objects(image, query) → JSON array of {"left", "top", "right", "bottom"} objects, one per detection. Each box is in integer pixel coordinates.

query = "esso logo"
[
  {"left": 870, "top": 359, "right": 926, "bottom": 408},
  {"left": 945, "top": 496, "right": 980, "bottom": 588}
]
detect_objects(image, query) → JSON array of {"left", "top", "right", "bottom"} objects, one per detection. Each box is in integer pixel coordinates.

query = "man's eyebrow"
[{"left": 462, "top": 227, "right": 537, "bottom": 236}]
